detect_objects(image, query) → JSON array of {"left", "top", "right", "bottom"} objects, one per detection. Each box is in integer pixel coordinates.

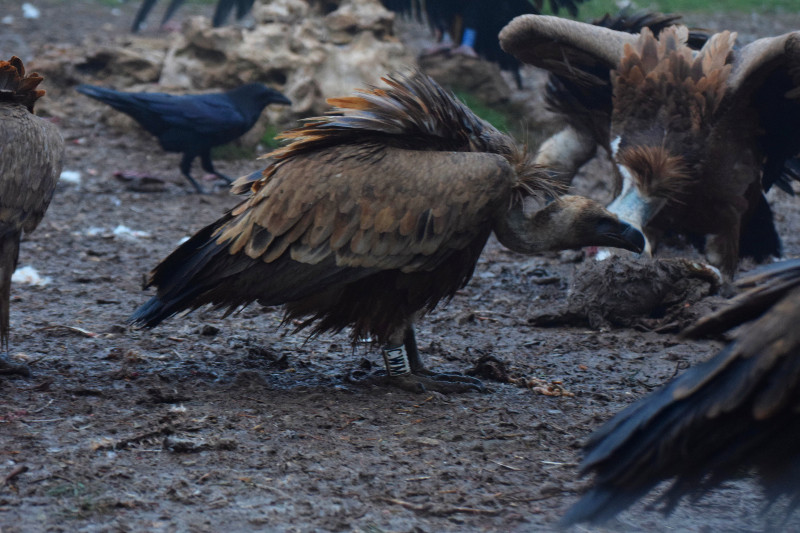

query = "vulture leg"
[
  {"left": 382, "top": 325, "right": 486, "bottom": 394},
  {"left": 178, "top": 152, "right": 207, "bottom": 194},
  {"left": 200, "top": 150, "right": 233, "bottom": 185},
  {"left": 706, "top": 210, "right": 742, "bottom": 279}
]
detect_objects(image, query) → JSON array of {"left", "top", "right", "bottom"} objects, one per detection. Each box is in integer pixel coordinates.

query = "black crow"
[{"left": 76, "top": 83, "right": 291, "bottom": 193}]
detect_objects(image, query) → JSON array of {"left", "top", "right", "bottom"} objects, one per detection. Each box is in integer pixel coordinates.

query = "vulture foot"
[
  {"left": 0, "top": 353, "right": 31, "bottom": 377},
  {"left": 390, "top": 370, "right": 486, "bottom": 394},
  {"left": 347, "top": 368, "right": 486, "bottom": 394},
  {"left": 374, "top": 327, "right": 487, "bottom": 393}
]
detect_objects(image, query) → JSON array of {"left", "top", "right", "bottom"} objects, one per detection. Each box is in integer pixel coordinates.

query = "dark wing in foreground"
[{"left": 563, "top": 258, "right": 800, "bottom": 526}]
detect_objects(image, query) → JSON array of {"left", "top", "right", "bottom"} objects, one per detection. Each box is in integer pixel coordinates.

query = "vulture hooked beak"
[
  {"left": 594, "top": 217, "right": 646, "bottom": 254},
  {"left": 606, "top": 183, "right": 665, "bottom": 256}
]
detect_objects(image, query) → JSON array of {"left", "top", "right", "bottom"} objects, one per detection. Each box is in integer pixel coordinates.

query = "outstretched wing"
[
  {"left": 500, "top": 15, "right": 638, "bottom": 85},
  {"left": 726, "top": 32, "right": 800, "bottom": 193},
  {"left": 563, "top": 258, "right": 800, "bottom": 526}
]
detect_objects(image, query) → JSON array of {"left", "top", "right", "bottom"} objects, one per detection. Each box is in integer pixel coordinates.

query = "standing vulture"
[
  {"left": 500, "top": 16, "right": 800, "bottom": 276},
  {"left": 129, "top": 71, "right": 644, "bottom": 393},
  {"left": 0, "top": 57, "right": 64, "bottom": 375},
  {"left": 562, "top": 257, "right": 800, "bottom": 526}
]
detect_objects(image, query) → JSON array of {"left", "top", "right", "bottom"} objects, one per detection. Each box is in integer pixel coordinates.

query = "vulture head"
[
  {"left": 0, "top": 56, "right": 46, "bottom": 113},
  {"left": 500, "top": 15, "right": 800, "bottom": 276}
]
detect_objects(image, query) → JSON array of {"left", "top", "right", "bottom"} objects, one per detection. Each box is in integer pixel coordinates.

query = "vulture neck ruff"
[{"left": 0, "top": 56, "right": 45, "bottom": 113}]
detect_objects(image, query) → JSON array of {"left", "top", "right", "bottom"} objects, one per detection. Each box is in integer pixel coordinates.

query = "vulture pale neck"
[{"left": 494, "top": 195, "right": 645, "bottom": 254}]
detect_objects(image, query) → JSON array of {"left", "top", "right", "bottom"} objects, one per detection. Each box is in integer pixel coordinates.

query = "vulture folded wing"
[
  {"left": 217, "top": 147, "right": 515, "bottom": 273},
  {"left": 0, "top": 112, "right": 63, "bottom": 236},
  {"left": 499, "top": 15, "right": 638, "bottom": 85},
  {"left": 135, "top": 147, "right": 517, "bottom": 325}
]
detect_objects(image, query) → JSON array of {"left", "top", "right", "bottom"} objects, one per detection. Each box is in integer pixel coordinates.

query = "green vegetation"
[
  {"left": 554, "top": 0, "right": 800, "bottom": 19},
  {"left": 211, "top": 143, "right": 256, "bottom": 161},
  {"left": 260, "top": 124, "right": 283, "bottom": 150},
  {"left": 211, "top": 125, "right": 283, "bottom": 161},
  {"left": 453, "top": 90, "right": 513, "bottom": 134}
]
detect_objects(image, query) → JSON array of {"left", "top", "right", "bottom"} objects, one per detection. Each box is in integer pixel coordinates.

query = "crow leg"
[
  {"left": 381, "top": 325, "right": 485, "bottom": 394},
  {"left": 200, "top": 150, "right": 233, "bottom": 185},
  {"left": 179, "top": 153, "right": 207, "bottom": 194},
  {"left": 162, "top": 0, "right": 187, "bottom": 26},
  {"left": 0, "top": 353, "right": 30, "bottom": 377}
]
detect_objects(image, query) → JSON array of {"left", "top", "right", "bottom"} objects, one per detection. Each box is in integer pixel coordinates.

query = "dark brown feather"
[
  {"left": 0, "top": 57, "right": 63, "bottom": 350},
  {"left": 131, "top": 72, "right": 642, "bottom": 349},
  {"left": 0, "top": 56, "right": 45, "bottom": 113}
]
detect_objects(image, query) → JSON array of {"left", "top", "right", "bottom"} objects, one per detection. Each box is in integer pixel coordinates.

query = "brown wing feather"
[
  {"left": 0, "top": 107, "right": 64, "bottom": 235},
  {"left": 217, "top": 147, "right": 515, "bottom": 272},
  {"left": 727, "top": 31, "right": 800, "bottom": 96},
  {"left": 136, "top": 148, "right": 515, "bottom": 342}
]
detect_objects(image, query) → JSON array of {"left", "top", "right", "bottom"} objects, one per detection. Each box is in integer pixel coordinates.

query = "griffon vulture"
[
  {"left": 129, "top": 71, "right": 644, "bottom": 393},
  {"left": 500, "top": 16, "right": 800, "bottom": 276}
]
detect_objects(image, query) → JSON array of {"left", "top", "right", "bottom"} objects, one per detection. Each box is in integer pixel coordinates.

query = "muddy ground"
[{"left": 2, "top": 2, "right": 800, "bottom": 532}]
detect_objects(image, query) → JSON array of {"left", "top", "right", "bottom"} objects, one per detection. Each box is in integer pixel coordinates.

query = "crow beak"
[
  {"left": 606, "top": 184, "right": 665, "bottom": 256},
  {"left": 273, "top": 94, "right": 292, "bottom": 106}
]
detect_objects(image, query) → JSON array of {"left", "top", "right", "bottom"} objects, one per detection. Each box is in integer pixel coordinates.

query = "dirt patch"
[{"left": 2, "top": 2, "right": 800, "bottom": 532}]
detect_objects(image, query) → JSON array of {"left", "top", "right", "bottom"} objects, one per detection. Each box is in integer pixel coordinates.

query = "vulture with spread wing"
[
  {"left": 0, "top": 57, "right": 64, "bottom": 376},
  {"left": 563, "top": 258, "right": 800, "bottom": 526},
  {"left": 500, "top": 16, "right": 800, "bottom": 276},
  {"left": 534, "top": 11, "right": 708, "bottom": 187},
  {"left": 130, "top": 71, "right": 644, "bottom": 393}
]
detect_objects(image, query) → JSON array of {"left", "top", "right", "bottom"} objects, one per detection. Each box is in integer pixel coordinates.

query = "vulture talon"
[
  {"left": 129, "top": 71, "right": 644, "bottom": 393},
  {"left": 390, "top": 373, "right": 485, "bottom": 395}
]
